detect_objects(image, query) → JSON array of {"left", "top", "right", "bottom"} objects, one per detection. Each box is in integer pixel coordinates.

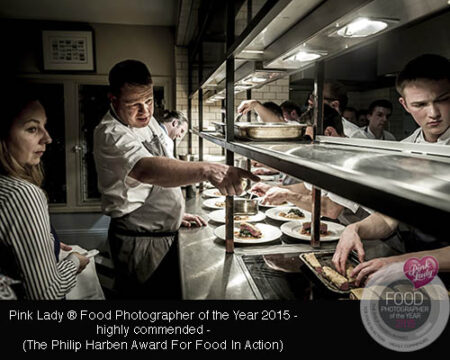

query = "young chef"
[
  {"left": 332, "top": 54, "right": 450, "bottom": 284},
  {"left": 353, "top": 100, "right": 396, "bottom": 140},
  {"left": 94, "top": 60, "right": 258, "bottom": 298}
]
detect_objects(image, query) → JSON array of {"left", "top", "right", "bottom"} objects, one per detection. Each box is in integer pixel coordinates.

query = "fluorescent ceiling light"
[
  {"left": 242, "top": 50, "right": 265, "bottom": 54},
  {"left": 294, "top": 51, "right": 322, "bottom": 61},
  {"left": 337, "top": 18, "right": 388, "bottom": 38}
]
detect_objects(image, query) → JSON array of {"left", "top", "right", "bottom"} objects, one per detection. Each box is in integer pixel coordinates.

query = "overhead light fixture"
[
  {"left": 283, "top": 49, "right": 325, "bottom": 63},
  {"left": 336, "top": 17, "right": 388, "bottom": 38},
  {"left": 242, "top": 50, "right": 265, "bottom": 54}
]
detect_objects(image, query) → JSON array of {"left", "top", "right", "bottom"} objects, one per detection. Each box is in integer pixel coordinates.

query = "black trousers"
[{"left": 108, "top": 230, "right": 182, "bottom": 300}]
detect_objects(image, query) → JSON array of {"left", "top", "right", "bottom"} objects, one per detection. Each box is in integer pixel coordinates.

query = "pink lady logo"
[{"left": 403, "top": 256, "right": 439, "bottom": 289}]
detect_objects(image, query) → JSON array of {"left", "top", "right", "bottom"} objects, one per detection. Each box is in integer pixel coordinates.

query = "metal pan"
[
  {"left": 234, "top": 122, "right": 306, "bottom": 140},
  {"left": 299, "top": 250, "right": 359, "bottom": 294}
]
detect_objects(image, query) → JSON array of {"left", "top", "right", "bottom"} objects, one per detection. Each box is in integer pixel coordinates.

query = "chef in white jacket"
[
  {"left": 158, "top": 110, "right": 188, "bottom": 158},
  {"left": 93, "top": 60, "right": 258, "bottom": 299}
]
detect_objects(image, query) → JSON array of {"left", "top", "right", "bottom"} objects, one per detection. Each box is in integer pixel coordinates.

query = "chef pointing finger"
[{"left": 94, "top": 60, "right": 259, "bottom": 299}]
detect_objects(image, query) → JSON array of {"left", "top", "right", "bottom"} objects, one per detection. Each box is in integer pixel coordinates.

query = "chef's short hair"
[
  {"left": 368, "top": 99, "right": 393, "bottom": 114},
  {"left": 161, "top": 110, "right": 187, "bottom": 126},
  {"left": 280, "top": 100, "right": 302, "bottom": 116},
  {"left": 109, "top": 59, "right": 153, "bottom": 95},
  {"left": 396, "top": 54, "right": 450, "bottom": 96},
  {"left": 323, "top": 104, "right": 344, "bottom": 136}
]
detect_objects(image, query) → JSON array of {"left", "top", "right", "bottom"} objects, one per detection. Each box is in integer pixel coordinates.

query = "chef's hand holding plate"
[
  {"left": 332, "top": 224, "right": 366, "bottom": 275},
  {"left": 208, "top": 163, "right": 260, "bottom": 196},
  {"left": 181, "top": 213, "right": 207, "bottom": 227},
  {"left": 261, "top": 187, "right": 290, "bottom": 205}
]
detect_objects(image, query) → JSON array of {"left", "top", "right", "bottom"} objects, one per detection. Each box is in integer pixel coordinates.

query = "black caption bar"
[{"left": 0, "top": 301, "right": 447, "bottom": 355}]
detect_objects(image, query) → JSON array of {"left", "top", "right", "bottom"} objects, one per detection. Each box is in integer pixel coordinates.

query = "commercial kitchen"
[{"left": 0, "top": 0, "right": 449, "bottom": 300}]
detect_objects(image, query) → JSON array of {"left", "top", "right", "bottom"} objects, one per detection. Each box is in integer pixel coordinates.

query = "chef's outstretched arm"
[
  {"left": 129, "top": 157, "right": 260, "bottom": 196},
  {"left": 332, "top": 212, "right": 399, "bottom": 274}
]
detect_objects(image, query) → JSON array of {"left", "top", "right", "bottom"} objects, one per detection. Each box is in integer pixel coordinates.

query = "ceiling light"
[
  {"left": 294, "top": 51, "right": 322, "bottom": 62},
  {"left": 242, "top": 50, "right": 265, "bottom": 54},
  {"left": 337, "top": 18, "right": 388, "bottom": 38}
]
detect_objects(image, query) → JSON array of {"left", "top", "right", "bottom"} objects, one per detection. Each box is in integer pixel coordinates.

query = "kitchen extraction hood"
[{"left": 195, "top": 0, "right": 449, "bottom": 98}]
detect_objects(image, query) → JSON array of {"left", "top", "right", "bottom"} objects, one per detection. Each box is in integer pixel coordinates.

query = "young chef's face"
[
  {"left": 399, "top": 79, "right": 450, "bottom": 142},
  {"left": 176, "top": 122, "right": 188, "bottom": 141},
  {"left": 367, "top": 106, "right": 391, "bottom": 131},
  {"left": 113, "top": 84, "right": 154, "bottom": 128},
  {"left": 7, "top": 101, "right": 52, "bottom": 167}
]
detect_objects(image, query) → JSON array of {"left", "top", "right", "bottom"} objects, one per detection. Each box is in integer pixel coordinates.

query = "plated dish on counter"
[
  {"left": 265, "top": 206, "right": 311, "bottom": 222},
  {"left": 207, "top": 210, "right": 266, "bottom": 223},
  {"left": 203, "top": 188, "right": 224, "bottom": 197},
  {"left": 203, "top": 197, "right": 226, "bottom": 209},
  {"left": 280, "top": 220, "right": 345, "bottom": 241},
  {"left": 214, "top": 223, "right": 282, "bottom": 244}
]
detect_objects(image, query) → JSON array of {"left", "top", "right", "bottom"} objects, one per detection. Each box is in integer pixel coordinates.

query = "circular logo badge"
[{"left": 360, "top": 261, "right": 449, "bottom": 352}]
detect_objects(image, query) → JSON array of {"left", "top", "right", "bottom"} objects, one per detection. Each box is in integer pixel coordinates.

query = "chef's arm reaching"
[
  {"left": 129, "top": 157, "right": 260, "bottom": 196},
  {"left": 237, "top": 100, "right": 284, "bottom": 123},
  {"left": 259, "top": 186, "right": 344, "bottom": 219},
  {"left": 332, "top": 212, "right": 399, "bottom": 274},
  {"left": 349, "top": 246, "right": 450, "bottom": 287}
]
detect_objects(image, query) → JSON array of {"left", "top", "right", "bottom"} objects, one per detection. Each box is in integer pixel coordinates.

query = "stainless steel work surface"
[{"left": 178, "top": 195, "right": 398, "bottom": 300}]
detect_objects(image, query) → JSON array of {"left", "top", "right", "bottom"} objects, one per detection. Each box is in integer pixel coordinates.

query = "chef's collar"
[
  {"left": 158, "top": 122, "right": 169, "bottom": 135},
  {"left": 417, "top": 125, "right": 450, "bottom": 144},
  {"left": 109, "top": 104, "right": 127, "bottom": 126}
]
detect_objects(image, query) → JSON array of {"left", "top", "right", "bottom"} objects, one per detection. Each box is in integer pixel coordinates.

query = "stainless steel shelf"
[{"left": 195, "top": 130, "right": 450, "bottom": 238}]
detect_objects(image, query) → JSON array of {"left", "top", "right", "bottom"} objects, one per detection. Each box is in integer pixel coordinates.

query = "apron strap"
[{"left": 110, "top": 224, "right": 178, "bottom": 238}]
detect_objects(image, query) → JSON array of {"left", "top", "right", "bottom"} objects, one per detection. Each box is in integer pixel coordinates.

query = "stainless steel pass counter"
[{"left": 178, "top": 195, "right": 399, "bottom": 300}]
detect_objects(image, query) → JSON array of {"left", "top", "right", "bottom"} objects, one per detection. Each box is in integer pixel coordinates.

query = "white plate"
[
  {"left": 214, "top": 223, "right": 282, "bottom": 244},
  {"left": 258, "top": 198, "right": 294, "bottom": 208},
  {"left": 208, "top": 210, "right": 266, "bottom": 223},
  {"left": 203, "top": 197, "right": 226, "bottom": 210},
  {"left": 265, "top": 206, "right": 311, "bottom": 222},
  {"left": 203, "top": 188, "right": 224, "bottom": 197},
  {"left": 280, "top": 220, "right": 345, "bottom": 242}
]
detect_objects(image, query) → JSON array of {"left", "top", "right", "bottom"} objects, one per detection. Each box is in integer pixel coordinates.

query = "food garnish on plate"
[
  {"left": 234, "top": 215, "right": 249, "bottom": 221},
  {"left": 234, "top": 222, "right": 262, "bottom": 239},
  {"left": 279, "top": 208, "right": 304, "bottom": 219},
  {"left": 214, "top": 201, "right": 225, "bottom": 207},
  {"left": 322, "top": 266, "right": 350, "bottom": 291},
  {"left": 300, "top": 221, "right": 329, "bottom": 236}
]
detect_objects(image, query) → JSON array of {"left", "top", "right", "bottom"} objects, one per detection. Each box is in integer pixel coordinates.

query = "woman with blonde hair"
[{"left": 0, "top": 85, "right": 89, "bottom": 299}]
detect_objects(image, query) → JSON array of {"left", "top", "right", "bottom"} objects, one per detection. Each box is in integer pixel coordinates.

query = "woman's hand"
[
  {"left": 60, "top": 242, "right": 72, "bottom": 251},
  {"left": 72, "top": 253, "right": 90, "bottom": 274}
]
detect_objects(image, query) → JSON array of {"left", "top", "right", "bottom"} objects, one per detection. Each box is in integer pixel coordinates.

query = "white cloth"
[
  {"left": 159, "top": 123, "right": 175, "bottom": 158},
  {"left": 303, "top": 182, "right": 359, "bottom": 213},
  {"left": 60, "top": 245, "right": 105, "bottom": 300},
  {"left": 93, "top": 110, "right": 170, "bottom": 218},
  {"left": 352, "top": 126, "right": 396, "bottom": 141},
  {"left": 401, "top": 126, "right": 450, "bottom": 144},
  {"left": 342, "top": 117, "right": 362, "bottom": 138}
]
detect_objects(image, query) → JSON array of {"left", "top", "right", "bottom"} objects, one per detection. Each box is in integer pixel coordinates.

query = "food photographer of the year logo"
[{"left": 360, "top": 257, "right": 449, "bottom": 352}]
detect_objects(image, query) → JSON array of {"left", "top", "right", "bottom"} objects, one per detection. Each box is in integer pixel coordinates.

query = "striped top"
[{"left": 0, "top": 175, "right": 78, "bottom": 299}]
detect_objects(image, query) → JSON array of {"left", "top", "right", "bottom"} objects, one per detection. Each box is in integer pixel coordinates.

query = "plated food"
[
  {"left": 300, "top": 252, "right": 358, "bottom": 293},
  {"left": 234, "top": 222, "right": 262, "bottom": 239},
  {"left": 265, "top": 206, "right": 311, "bottom": 222},
  {"left": 207, "top": 210, "right": 266, "bottom": 223},
  {"left": 300, "top": 221, "right": 329, "bottom": 235},
  {"left": 280, "top": 220, "right": 345, "bottom": 241},
  {"left": 203, "top": 188, "right": 224, "bottom": 197},
  {"left": 214, "top": 223, "right": 282, "bottom": 244},
  {"left": 202, "top": 197, "right": 226, "bottom": 210}
]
